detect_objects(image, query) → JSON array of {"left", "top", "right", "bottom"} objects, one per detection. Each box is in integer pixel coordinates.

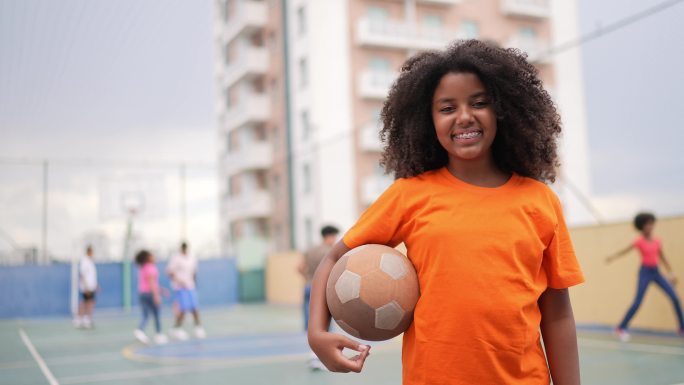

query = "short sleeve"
[
  {"left": 542, "top": 193, "right": 585, "bottom": 289},
  {"left": 166, "top": 257, "right": 177, "bottom": 274},
  {"left": 343, "top": 179, "right": 406, "bottom": 249}
]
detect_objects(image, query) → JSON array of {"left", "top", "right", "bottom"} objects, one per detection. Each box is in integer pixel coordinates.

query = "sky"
[{"left": 0, "top": 0, "right": 683, "bottom": 260}]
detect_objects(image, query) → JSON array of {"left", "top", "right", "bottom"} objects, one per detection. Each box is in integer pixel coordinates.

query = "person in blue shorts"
[{"left": 167, "top": 242, "right": 205, "bottom": 340}]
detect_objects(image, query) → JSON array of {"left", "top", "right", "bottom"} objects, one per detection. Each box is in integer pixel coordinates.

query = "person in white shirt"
[
  {"left": 166, "top": 242, "right": 205, "bottom": 339},
  {"left": 74, "top": 245, "right": 98, "bottom": 329}
]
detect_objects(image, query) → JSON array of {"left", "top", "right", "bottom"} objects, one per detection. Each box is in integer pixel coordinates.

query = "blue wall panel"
[
  {"left": 0, "top": 258, "right": 239, "bottom": 318},
  {"left": 0, "top": 264, "right": 71, "bottom": 317}
]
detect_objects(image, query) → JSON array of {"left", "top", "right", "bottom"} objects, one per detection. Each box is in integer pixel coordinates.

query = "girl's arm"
[
  {"left": 307, "top": 240, "right": 370, "bottom": 372},
  {"left": 605, "top": 244, "right": 634, "bottom": 263},
  {"left": 539, "top": 288, "right": 580, "bottom": 385},
  {"left": 659, "top": 249, "right": 673, "bottom": 272},
  {"left": 147, "top": 273, "right": 161, "bottom": 305}
]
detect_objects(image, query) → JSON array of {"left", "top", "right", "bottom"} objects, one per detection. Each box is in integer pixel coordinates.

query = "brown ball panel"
[
  {"left": 345, "top": 248, "right": 381, "bottom": 276},
  {"left": 359, "top": 270, "right": 398, "bottom": 309},
  {"left": 393, "top": 273, "right": 420, "bottom": 312}
]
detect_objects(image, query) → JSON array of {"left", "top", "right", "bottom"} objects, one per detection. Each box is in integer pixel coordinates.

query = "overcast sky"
[{"left": 0, "top": 0, "right": 682, "bottom": 258}]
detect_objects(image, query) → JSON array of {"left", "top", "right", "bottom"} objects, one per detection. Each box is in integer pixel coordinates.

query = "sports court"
[{"left": 2, "top": 304, "right": 682, "bottom": 385}]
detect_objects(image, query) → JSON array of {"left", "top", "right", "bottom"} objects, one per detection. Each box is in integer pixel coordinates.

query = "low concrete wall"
[
  {"left": 264, "top": 216, "right": 684, "bottom": 332},
  {"left": 265, "top": 251, "right": 305, "bottom": 305}
]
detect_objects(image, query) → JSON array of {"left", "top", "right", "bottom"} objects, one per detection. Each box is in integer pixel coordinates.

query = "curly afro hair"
[
  {"left": 380, "top": 39, "right": 561, "bottom": 182},
  {"left": 633, "top": 212, "right": 656, "bottom": 231}
]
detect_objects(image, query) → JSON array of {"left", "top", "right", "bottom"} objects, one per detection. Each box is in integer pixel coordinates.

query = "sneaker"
[
  {"left": 614, "top": 327, "right": 630, "bottom": 342},
  {"left": 82, "top": 317, "right": 93, "bottom": 329},
  {"left": 170, "top": 328, "right": 188, "bottom": 341},
  {"left": 678, "top": 329, "right": 684, "bottom": 338},
  {"left": 72, "top": 317, "right": 83, "bottom": 328},
  {"left": 194, "top": 326, "right": 207, "bottom": 339},
  {"left": 154, "top": 334, "right": 169, "bottom": 345},
  {"left": 134, "top": 329, "right": 150, "bottom": 344}
]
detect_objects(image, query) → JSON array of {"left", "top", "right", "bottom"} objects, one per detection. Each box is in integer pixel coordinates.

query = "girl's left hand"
[
  {"left": 667, "top": 273, "right": 678, "bottom": 286},
  {"left": 161, "top": 287, "right": 171, "bottom": 298}
]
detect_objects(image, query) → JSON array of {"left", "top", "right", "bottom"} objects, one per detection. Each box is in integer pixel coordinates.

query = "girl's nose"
[{"left": 456, "top": 107, "right": 474, "bottom": 127}]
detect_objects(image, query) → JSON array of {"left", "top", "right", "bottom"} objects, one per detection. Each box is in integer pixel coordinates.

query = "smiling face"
[{"left": 432, "top": 72, "right": 497, "bottom": 166}]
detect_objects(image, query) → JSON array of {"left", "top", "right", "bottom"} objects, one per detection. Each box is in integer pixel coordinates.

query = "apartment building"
[{"left": 215, "top": 0, "right": 588, "bottom": 269}]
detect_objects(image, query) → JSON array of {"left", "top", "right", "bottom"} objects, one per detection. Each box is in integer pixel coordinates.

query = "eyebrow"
[{"left": 433, "top": 91, "right": 488, "bottom": 104}]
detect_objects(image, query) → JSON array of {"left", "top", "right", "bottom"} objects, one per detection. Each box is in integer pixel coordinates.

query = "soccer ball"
[{"left": 326, "top": 244, "right": 420, "bottom": 341}]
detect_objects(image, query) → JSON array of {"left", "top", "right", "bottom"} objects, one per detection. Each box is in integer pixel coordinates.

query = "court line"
[
  {"left": 0, "top": 352, "right": 122, "bottom": 371},
  {"left": 18, "top": 328, "right": 60, "bottom": 385},
  {"left": 578, "top": 337, "right": 684, "bottom": 355}
]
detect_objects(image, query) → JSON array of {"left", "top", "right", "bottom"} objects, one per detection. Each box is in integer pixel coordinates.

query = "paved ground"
[{"left": 1, "top": 304, "right": 683, "bottom": 385}]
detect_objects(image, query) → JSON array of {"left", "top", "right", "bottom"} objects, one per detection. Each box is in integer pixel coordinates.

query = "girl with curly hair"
[
  {"left": 308, "top": 39, "right": 584, "bottom": 384},
  {"left": 606, "top": 212, "right": 684, "bottom": 341}
]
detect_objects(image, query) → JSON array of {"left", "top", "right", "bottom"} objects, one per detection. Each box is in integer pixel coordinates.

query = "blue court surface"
[{"left": 1, "top": 304, "right": 683, "bottom": 385}]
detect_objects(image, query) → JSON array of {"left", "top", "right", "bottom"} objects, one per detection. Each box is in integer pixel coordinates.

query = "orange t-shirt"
[{"left": 343, "top": 168, "right": 584, "bottom": 385}]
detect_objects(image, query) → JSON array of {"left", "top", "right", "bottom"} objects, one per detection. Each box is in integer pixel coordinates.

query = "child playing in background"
[
  {"left": 134, "top": 249, "right": 168, "bottom": 345},
  {"left": 307, "top": 40, "right": 584, "bottom": 385},
  {"left": 74, "top": 245, "right": 98, "bottom": 329},
  {"left": 606, "top": 212, "right": 684, "bottom": 341}
]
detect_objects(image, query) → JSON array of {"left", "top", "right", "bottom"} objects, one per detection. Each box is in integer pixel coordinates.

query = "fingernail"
[{"left": 359, "top": 344, "right": 369, "bottom": 351}]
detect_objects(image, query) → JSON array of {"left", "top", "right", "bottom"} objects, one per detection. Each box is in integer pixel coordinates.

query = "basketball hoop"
[{"left": 121, "top": 191, "right": 145, "bottom": 218}]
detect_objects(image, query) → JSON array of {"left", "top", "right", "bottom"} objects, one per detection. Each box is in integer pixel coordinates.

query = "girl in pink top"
[
  {"left": 606, "top": 212, "right": 684, "bottom": 340},
  {"left": 134, "top": 250, "right": 168, "bottom": 345}
]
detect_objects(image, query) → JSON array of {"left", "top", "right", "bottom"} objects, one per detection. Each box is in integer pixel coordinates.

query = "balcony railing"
[
  {"left": 224, "top": 46, "right": 269, "bottom": 87},
  {"left": 360, "top": 122, "right": 383, "bottom": 152},
  {"left": 507, "top": 35, "right": 551, "bottom": 64},
  {"left": 224, "top": 140, "right": 273, "bottom": 175},
  {"left": 224, "top": 93, "right": 271, "bottom": 130},
  {"left": 500, "top": 0, "right": 550, "bottom": 19},
  {"left": 359, "top": 70, "right": 397, "bottom": 99},
  {"left": 361, "top": 175, "right": 394, "bottom": 205},
  {"left": 225, "top": 189, "right": 272, "bottom": 221},
  {"left": 222, "top": 0, "right": 268, "bottom": 43},
  {"left": 357, "top": 18, "right": 463, "bottom": 50}
]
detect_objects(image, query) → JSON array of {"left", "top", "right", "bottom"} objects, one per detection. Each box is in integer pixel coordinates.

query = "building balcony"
[
  {"left": 361, "top": 175, "right": 394, "bottom": 206},
  {"left": 359, "top": 70, "right": 397, "bottom": 100},
  {"left": 224, "top": 46, "right": 269, "bottom": 87},
  {"left": 224, "top": 93, "right": 271, "bottom": 130},
  {"left": 357, "top": 18, "right": 462, "bottom": 50},
  {"left": 360, "top": 122, "right": 383, "bottom": 152},
  {"left": 222, "top": 0, "right": 268, "bottom": 43},
  {"left": 225, "top": 190, "right": 272, "bottom": 221},
  {"left": 223, "top": 141, "right": 273, "bottom": 175},
  {"left": 500, "top": 0, "right": 550, "bottom": 19},
  {"left": 507, "top": 35, "right": 551, "bottom": 64}
]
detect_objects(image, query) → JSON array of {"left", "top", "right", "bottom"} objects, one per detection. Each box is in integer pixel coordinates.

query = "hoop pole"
[{"left": 122, "top": 213, "right": 134, "bottom": 312}]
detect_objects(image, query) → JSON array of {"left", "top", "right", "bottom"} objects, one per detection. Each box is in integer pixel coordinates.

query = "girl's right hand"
[
  {"left": 308, "top": 331, "right": 370, "bottom": 373},
  {"left": 153, "top": 293, "right": 161, "bottom": 305}
]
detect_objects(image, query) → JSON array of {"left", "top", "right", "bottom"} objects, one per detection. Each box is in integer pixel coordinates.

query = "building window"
[
  {"left": 461, "top": 20, "right": 479, "bottom": 39},
  {"left": 424, "top": 14, "right": 443, "bottom": 28},
  {"left": 301, "top": 110, "right": 310, "bottom": 140},
  {"left": 519, "top": 26, "right": 537, "bottom": 39},
  {"left": 369, "top": 57, "right": 391, "bottom": 73},
  {"left": 297, "top": 5, "right": 306, "bottom": 36},
  {"left": 222, "top": 0, "right": 231, "bottom": 23},
  {"left": 299, "top": 57, "right": 308, "bottom": 89},
  {"left": 367, "top": 6, "right": 389, "bottom": 21},
  {"left": 268, "top": 30, "right": 278, "bottom": 52},
  {"left": 302, "top": 163, "right": 311, "bottom": 193}
]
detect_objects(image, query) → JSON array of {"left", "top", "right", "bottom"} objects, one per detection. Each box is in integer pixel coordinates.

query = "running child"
[
  {"left": 307, "top": 40, "right": 584, "bottom": 385},
  {"left": 606, "top": 212, "right": 684, "bottom": 341},
  {"left": 134, "top": 250, "right": 168, "bottom": 345}
]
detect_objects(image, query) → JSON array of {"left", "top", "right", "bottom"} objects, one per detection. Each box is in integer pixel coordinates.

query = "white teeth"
[{"left": 454, "top": 131, "right": 482, "bottom": 139}]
